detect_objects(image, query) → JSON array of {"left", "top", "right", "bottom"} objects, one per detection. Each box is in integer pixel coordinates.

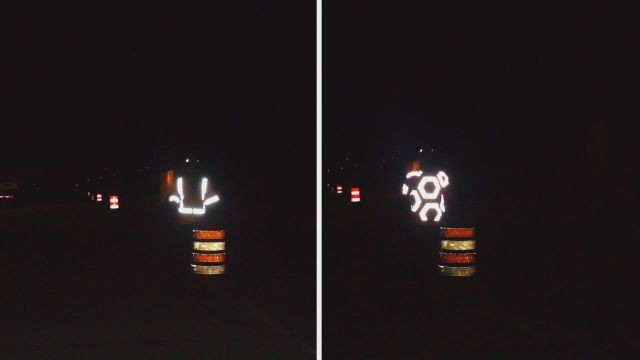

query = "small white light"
[
  {"left": 186, "top": 158, "right": 190, "bottom": 163},
  {"left": 402, "top": 184, "right": 408, "bottom": 195},
  {"left": 419, "top": 149, "right": 423, "bottom": 153}
]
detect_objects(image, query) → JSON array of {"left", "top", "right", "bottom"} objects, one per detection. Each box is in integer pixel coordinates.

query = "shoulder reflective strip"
[
  {"left": 440, "top": 252, "right": 476, "bottom": 264},
  {"left": 441, "top": 227, "right": 475, "bottom": 238},
  {"left": 192, "top": 253, "right": 225, "bottom": 263},
  {"left": 406, "top": 171, "right": 423, "bottom": 179},
  {"left": 440, "top": 240, "right": 475, "bottom": 251},
  {"left": 193, "top": 230, "right": 225, "bottom": 240},
  {"left": 193, "top": 241, "right": 225, "bottom": 251},
  {"left": 191, "top": 264, "right": 225, "bottom": 275},
  {"left": 201, "top": 178, "right": 208, "bottom": 200},
  {"left": 439, "top": 266, "right": 476, "bottom": 277}
]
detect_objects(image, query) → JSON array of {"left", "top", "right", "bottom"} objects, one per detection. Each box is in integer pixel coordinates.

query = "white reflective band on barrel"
[
  {"left": 193, "top": 241, "right": 225, "bottom": 251},
  {"left": 438, "top": 266, "right": 476, "bottom": 277},
  {"left": 440, "top": 240, "right": 476, "bottom": 251},
  {"left": 191, "top": 264, "right": 225, "bottom": 275}
]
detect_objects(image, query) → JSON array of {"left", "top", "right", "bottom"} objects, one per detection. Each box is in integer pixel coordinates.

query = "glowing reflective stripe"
[
  {"left": 191, "top": 264, "right": 225, "bottom": 275},
  {"left": 440, "top": 194, "right": 445, "bottom": 212},
  {"left": 418, "top": 176, "right": 440, "bottom": 200},
  {"left": 193, "top": 241, "right": 225, "bottom": 251},
  {"left": 419, "top": 202, "right": 442, "bottom": 222},
  {"left": 437, "top": 171, "right": 449, "bottom": 187},
  {"left": 440, "top": 240, "right": 475, "bottom": 251},
  {"left": 177, "top": 177, "right": 184, "bottom": 197},
  {"left": 203, "top": 195, "right": 219, "bottom": 206},
  {"left": 201, "top": 178, "right": 208, "bottom": 200},
  {"left": 402, "top": 184, "right": 408, "bottom": 195},
  {"left": 406, "top": 171, "right": 423, "bottom": 179},
  {"left": 410, "top": 190, "right": 421, "bottom": 212},
  {"left": 193, "top": 230, "right": 225, "bottom": 240},
  {"left": 440, "top": 252, "right": 476, "bottom": 264},
  {"left": 441, "top": 228, "right": 475, "bottom": 238},
  {"left": 351, "top": 198, "right": 360, "bottom": 202},
  {"left": 351, "top": 191, "right": 360, "bottom": 195},
  {"left": 171, "top": 176, "right": 220, "bottom": 215},
  {"left": 192, "top": 253, "right": 225, "bottom": 263},
  {"left": 439, "top": 266, "right": 476, "bottom": 277},
  {"left": 96, "top": 194, "right": 102, "bottom": 201}
]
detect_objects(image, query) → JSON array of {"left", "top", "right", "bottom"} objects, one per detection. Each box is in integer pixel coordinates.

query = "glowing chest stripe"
[{"left": 169, "top": 177, "right": 220, "bottom": 215}]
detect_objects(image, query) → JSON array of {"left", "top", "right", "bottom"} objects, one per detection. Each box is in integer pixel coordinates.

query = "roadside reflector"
[
  {"left": 192, "top": 253, "right": 225, "bottom": 263},
  {"left": 193, "top": 230, "right": 225, "bottom": 240},
  {"left": 441, "top": 227, "right": 475, "bottom": 238},
  {"left": 191, "top": 264, "right": 225, "bottom": 275},
  {"left": 193, "top": 241, "right": 225, "bottom": 251},
  {"left": 96, "top": 193, "right": 102, "bottom": 202},
  {"left": 109, "top": 195, "right": 119, "bottom": 209},
  {"left": 337, "top": 185, "right": 343, "bottom": 194},
  {"left": 351, "top": 187, "right": 360, "bottom": 202}
]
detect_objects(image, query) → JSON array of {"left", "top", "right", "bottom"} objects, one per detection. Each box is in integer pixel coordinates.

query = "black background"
[{"left": 324, "top": 1, "right": 639, "bottom": 357}]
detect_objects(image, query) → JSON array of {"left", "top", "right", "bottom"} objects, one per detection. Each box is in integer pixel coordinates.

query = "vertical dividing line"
[{"left": 316, "top": 0, "right": 322, "bottom": 358}]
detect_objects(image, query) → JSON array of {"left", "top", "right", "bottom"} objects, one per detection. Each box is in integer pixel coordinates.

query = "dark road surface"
[
  {"left": 324, "top": 193, "right": 630, "bottom": 358},
  {"left": 1, "top": 200, "right": 315, "bottom": 359}
]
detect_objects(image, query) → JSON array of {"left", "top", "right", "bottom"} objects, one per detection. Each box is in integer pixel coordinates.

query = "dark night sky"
[
  {"left": 3, "top": 2, "right": 315, "bottom": 188},
  {"left": 324, "top": 2, "right": 639, "bottom": 218}
]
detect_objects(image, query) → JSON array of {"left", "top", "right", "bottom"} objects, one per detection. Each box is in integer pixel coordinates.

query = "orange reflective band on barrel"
[
  {"left": 441, "top": 227, "right": 475, "bottom": 238},
  {"left": 440, "top": 240, "right": 476, "bottom": 251},
  {"left": 193, "top": 230, "right": 225, "bottom": 240},
  {"left": 439, "top": 252, "right": 476, "bottom": 264},
  {"left": 191, "top": 264, "right": 225, "bottom": 275},
  {"left": 193, "top": 241, "right": 225, "bottom": 251},
  {"left": 439, "top": 266, "right": 476, "bottom": 277},
  {"left": 192, "top": 253, "right": 225, "bottom": 263}
]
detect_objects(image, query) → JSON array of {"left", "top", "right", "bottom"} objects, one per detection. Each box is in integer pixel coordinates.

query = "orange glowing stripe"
[
  {"left": 439, "top": 252, "right": 476, "bottom": 264},
  {"left": 193, "top": 230, "right": 225, "bottom": 240},
  {"left": 441, "top": 227, "right": 475, "bottom": 238},
  {"left": 192, "top": 253, "right": 225, "bottom": 263}
]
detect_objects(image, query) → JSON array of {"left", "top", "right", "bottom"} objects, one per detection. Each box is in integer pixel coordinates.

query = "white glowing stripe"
[
  {"left": 410, "top": 190, "right": 422, "bottom": 212},
  {"left": 440, "top": 194, "right": 445, "bottom": 212},
  {"left": 178, "top": 207, "right": 194, "bottom": 214},
  {"left": 351, "top": 191, "right": 360, "bottom": 195},
  {"left": 203, "top": 195, "right": 220, "bottom": 206},
  {"left": 192, "top": 208, "right": 205, "bottom": 215},
  {"left": 110, "top": 204, "right": 119, "bottom": 209},
  {"left": 440, "top": 240, "right": 476, "bottom": 251},
  {"left": 437, "top": 171, "right": 449, "bottom": 187},
  {"left": 419, "top": 202, "right": 442, "bottom": 222},
  {"left": 201, "top": 178, "right": 208, "bottom": 200},
  {"left": 177, "top": 177, "right": 184, "bottom": 198},
  {"left": 418, "top": 176, "right": 440, "bottom": 200},
  {"left": 438, "top": 265, "right": 476, "bottom": 277},
  {"left": 169, "top": 195, "right": 181, "bottom": 203},
  {"left": 351, "top": 198, "right": 360, "bottom": 202},
  {"left": 191, "top": 264, "right": 225, "bottom": 275},
  {"left": 193, "top": 241, "right": 225, "bottom": 251},
  {"left": 402, "top": 184, "right": 409, "bottom": 195},
  {"left": 406, "top": 170, "right": 423, "bottom": 179}
]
